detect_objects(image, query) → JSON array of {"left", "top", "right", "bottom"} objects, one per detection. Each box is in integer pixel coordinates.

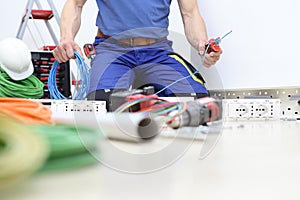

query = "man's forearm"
[
  {"left": 60, "top": 0, "right": 86, "bottom": 41},
  {"left": 178, "top": 0, "right": 208, "bottom": 51}
]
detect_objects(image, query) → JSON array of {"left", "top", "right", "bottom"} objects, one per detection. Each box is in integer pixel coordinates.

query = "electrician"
[{"left": 53, "top": 0, "right": 222, "bottom": 111}]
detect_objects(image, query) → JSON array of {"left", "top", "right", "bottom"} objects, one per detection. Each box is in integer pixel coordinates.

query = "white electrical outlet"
[
  {"left": 228, "top": 104, "right": 250, "bottom": 118},
  {"left": 222, "top": 99, "right": 281, "bottom": 121}
]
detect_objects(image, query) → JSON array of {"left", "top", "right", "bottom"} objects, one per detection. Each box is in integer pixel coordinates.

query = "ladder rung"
[
  {"left": 40, "top": 45, "right": 56, "bottom": 51},
  {"left": 17, "top": 0, "right": 60, "bottom": 46},
  {"left": 27, "top": 9, "right": 54, "bottom": 20}
]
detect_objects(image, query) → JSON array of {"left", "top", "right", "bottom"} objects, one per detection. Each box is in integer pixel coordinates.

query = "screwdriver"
[{"left": 205, "top": 30, "right": 232, "bottom": 53}]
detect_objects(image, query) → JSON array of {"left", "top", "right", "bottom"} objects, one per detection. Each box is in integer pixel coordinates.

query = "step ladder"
[{"left": 16, "top": 0, "right": 60, "bottom": 50}]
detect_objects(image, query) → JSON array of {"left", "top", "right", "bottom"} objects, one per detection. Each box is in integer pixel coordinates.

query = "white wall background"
[
  {"left": 0, "top": 0, "right": 299, "bottom": 90},
  {"left": 194, "top": 0, "right": 300, "bottom": 90}
]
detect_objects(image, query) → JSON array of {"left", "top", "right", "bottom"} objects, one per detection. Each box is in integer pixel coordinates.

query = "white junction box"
[{"left": 222, "top": 99, "right": 281, "bottom": 121}]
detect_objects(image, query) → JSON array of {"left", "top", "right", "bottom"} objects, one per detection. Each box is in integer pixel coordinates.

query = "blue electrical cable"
[{"left": 48, "top": 51, "right": 90, "bottom": 100}]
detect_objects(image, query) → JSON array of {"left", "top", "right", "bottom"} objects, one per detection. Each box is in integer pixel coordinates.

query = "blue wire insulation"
[
  {"left": 48, "top": 51, "right": 90, "bottom": 100},
  {"left": 221, "top": 30, "right": 233, "bottom": 40}
]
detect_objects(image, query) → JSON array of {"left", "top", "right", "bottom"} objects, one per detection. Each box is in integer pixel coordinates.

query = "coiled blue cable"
[{"left": 48, "top": 51, "right": 90, "bottom": 100}]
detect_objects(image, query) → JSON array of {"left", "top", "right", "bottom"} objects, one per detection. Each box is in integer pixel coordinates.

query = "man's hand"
[
  {"left": 198, "top": 41, "right": 222, "bottom": 68},
  {"left": 53, "top": 0, "right": 87, "bottom": 63},
  {"left": 53, "top": 39, "right": 83, "bottom": 63}
]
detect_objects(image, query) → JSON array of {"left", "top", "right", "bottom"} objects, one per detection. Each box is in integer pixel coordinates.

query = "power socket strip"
[
  {"left": 222, "top": 99, "right": 281, "bottom": 121},
  {"left": 51, "top": 100, "right": 107, "bottom": 114},
  {"left": 210, "top": 87, "right": 300, "bottom": 120},
  {"left": 34, "top": 99, "right": 107, "bottom": 114},
  {"left": 35, "top": 98, "right": 281, "bottom": 121}
]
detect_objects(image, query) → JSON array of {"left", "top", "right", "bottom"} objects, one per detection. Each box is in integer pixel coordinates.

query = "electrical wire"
[
  {"left": 0, "top": 70, "right": 44, "bottom": 99},
  {"left": 220, "top": 30, "right": 233, "bottom": 41},
  {"left": 114, "top": 95, "right": 188, "bottom": 124},
  {"left": 0, "top": 98, "right": 54, "bottom": 125},
  {"left": 154, "top": 44, "right": 210, "bottom": 96},
  {"left": 155, "top": 30, "right": 232, "bottom": 96},
  {"left": 48, "top": 51, "right": 90, "bottom": 100}
]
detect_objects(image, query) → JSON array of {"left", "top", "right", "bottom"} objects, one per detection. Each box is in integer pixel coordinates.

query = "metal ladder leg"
[
  {"left": 16, "top": 0, "right": 35, "bottom": 39},
  {"left": 34, "top": 0, "right": 59, "bottom": 45}
]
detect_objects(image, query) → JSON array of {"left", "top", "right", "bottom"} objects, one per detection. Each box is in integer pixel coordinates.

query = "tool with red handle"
[
  {"left": 83, "top": 43, "right": 96, "bottom": 59},
  {"left": 205, "top": 30, "right": 232, "bottom": 54},
  {"left": 205, "top": 37, "right": 222, "bottom": 53}
]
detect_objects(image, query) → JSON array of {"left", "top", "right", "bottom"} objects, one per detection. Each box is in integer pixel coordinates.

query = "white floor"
[{"left": 2, "top": 120, "right": 300, "bottom": 200}]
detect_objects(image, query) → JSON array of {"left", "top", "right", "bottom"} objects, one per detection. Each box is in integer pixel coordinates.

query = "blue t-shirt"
[{"left": 95, "top": 0, "right": 172, "bottom": 39}]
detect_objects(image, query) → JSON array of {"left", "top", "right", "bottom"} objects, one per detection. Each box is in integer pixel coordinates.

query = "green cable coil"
[
  {"left": 0, "top": 69, "right": 44, "bottom": 99},
  {"left": 29, "top": 124, "right": 103, "bottom": 172},
  {"left": 0, "top": 117, "right": 103, "bottom": 190}
]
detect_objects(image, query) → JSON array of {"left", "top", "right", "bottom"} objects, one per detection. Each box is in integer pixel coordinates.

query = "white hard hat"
[{"left": 0, "top": 37, "right": 33, "bottom": 80}]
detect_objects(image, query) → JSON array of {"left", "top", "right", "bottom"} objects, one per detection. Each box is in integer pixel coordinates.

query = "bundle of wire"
[
  {"left": 114, "top": 95, "right": 188, "bottom": 125},
  {"left": 0, "top": 69, "right": 44, "bottom": 99},
  {"left": 48, "top": 51, "right": 90, "bottom": 100},
  {"left": 0, "top": 97, "right": 53, "bottom": 125}
]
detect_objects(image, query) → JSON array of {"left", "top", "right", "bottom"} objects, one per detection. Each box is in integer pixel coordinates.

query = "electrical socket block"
[
  {"left": 210, "top": 87, "right": 300, "bottom": 120},
  {"left": 51, "top": 100, "right": 107, "bottom": 114},
  {"left": 33, "top": 99, "right": 107, "bottom": 114},
  {"left": 222, "top": 99, "right": 281, "bottom": 121}
]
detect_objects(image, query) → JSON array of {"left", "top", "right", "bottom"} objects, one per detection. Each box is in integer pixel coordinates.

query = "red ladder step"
[{"left": 27, "top": 9, "right": 54, "bottom": 20}]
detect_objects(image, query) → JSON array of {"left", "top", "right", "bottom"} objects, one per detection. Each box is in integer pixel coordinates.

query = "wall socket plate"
[
  {"left": 222, "top": 99, "right": 281, "bottom": 121},
  {"left": 210, "top": 87, "right": 300, "bottom": 120}
]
